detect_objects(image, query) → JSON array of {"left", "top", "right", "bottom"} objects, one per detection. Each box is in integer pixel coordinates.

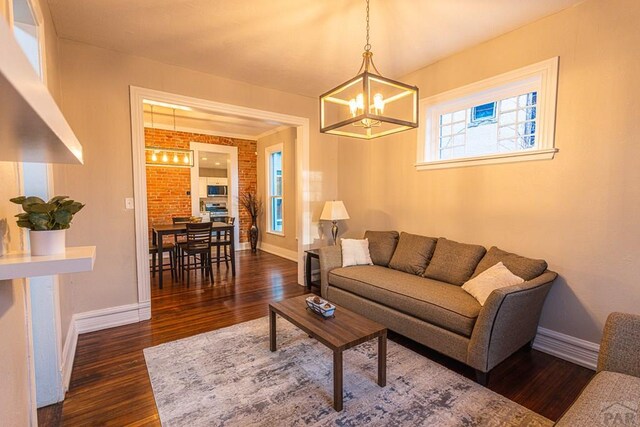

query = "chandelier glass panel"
[{"left": 319, "top": 0, "right": 418, "bottom": 139}]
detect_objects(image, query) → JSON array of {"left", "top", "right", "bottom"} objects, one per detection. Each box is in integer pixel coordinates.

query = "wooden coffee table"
[{"left": 269, "top": 294, "right": 387, "bottom": 411}]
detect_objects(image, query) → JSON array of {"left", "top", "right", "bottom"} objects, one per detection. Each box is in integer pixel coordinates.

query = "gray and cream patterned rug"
[{"left": 144, "top": 317, "right": 551, "bottom": 426}]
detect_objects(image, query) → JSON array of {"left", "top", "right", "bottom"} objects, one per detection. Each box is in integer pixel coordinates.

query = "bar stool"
[
  {"left": 150, "top": 241, "right": 176, "bottom": 281},
  {"left": 211, "top": 216, "right": 235, "bottom": 270},
  {"left": 178, "top": 222, "right": 213, "bottom": 287},
  {"left": 172, "top": 216, "right": 192, "bottom": 274}
]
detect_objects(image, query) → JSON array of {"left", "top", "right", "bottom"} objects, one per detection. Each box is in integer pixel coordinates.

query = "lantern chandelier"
[{"left": 319, "top": 0, "right": 419, "bottom": 139}]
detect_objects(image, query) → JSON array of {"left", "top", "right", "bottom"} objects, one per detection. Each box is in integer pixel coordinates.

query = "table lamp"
[{"left": 320, "top": 201, "right": 350, "bottom": 245}]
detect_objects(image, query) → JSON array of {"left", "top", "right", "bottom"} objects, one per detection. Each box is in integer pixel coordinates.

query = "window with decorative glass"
[
  {"left": 417, "top": 58, "right": 558, "bottom": 170},
  {"left": 266, "top": 144, "right": 284, "bottom": 234}
]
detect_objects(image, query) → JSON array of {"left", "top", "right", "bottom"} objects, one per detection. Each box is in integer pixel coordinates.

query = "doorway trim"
[
  {"left": 189, "top": 142, "right": 240, "bottom": 250},
  {"left": 129, "top": 86, "right": 310, "bottom": 317}
]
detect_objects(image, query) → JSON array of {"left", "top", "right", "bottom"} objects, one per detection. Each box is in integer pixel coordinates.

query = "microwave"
[{"left": 207, "top": 185, "right": 228, "bottom": 196}]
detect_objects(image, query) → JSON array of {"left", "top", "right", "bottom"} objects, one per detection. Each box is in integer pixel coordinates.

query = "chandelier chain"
[{"left": 364, "top": 0, "right": 371, "bottom": 51}]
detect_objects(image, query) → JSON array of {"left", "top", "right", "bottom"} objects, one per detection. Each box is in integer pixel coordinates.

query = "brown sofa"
[
  {"left": 556, "top": 312, "right": 640, "bottom": 426},
  {"left": 319, "top": 231, "right": 557, "bottom": 384}
]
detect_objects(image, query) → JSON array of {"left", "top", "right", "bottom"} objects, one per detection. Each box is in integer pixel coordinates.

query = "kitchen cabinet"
[
  {"left": 207, "top": 177, "right": 228, "bottom": 186},
  {"left": 198, "top": 177, "right": 208, "bottom": 198}
]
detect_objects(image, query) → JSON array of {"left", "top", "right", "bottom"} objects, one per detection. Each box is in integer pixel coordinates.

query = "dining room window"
[{"left": 266, "top": 144, "right": 284, "bottom": 235}]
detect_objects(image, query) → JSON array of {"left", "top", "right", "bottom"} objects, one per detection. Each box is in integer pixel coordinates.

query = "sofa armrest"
[
  {"left": 319, "top": 245, "right": 342, "bottom": 298},
  {"left": 597, "top": 312, "right": 640, "bottom": 376},
  {"left": 467, "top": 270, "right": 557, "bottom": 372}
]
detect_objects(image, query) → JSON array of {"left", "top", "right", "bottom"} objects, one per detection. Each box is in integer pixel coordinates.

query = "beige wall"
[
  {"left": 52, "top": 40, "right": 338, "bottom": 331},
  {"left": 338, "top": 0, "right": 640, "bottom": 343},
  {"left": 0, "top": 0, "right": 62, "bottom": 422},
  {"left": 257, "top": 127, "right": 297, "bottom": 253},
  {"left": 0, "top": 163, "right": 33, "bottom": 427}
]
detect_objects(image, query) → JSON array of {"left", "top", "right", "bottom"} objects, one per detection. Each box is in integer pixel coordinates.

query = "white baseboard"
[
  {"left": 60, "top": 301, "right": 149, "bottom": 393},
  {"left": 75, "top": 302, "right": 146, "bottom": 334},
  {"left": 533, "top": 326, "right": 599, "bottom": 370},
  {"left": 237, "top": 242, "right": 251, "bottom": 251},
  {"left": 258, "top": 242, "right": 298, "bottom": 262},
  {"left": 61, "top": 319, "right": 78, "bottom": 392},
  {"left": 138, "top": 300, "right": 151, "bottom": 320}
]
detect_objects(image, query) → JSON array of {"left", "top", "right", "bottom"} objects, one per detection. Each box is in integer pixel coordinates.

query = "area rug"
[{"left": 144, "top": 317, "right": 552, "bottom": 427}]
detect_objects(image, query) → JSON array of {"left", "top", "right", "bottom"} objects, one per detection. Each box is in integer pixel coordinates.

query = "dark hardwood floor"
[{"left": 38, "top": 250, "right": 593, "bottom": 425}]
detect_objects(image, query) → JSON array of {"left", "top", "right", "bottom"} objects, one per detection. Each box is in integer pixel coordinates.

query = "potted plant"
[
  {"left": 239, "top": 192, "right": 262, "bottom": 253},
  {"left": 10, "top": 195, "right": 85, "bottom": 256}
]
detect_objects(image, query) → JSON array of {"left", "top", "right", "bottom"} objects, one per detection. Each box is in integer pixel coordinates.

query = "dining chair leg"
[
  {"left": 152, "top": 251, "right": 157, "bottom": 277},
  {"left": 186, "top": 254, "right": 191, "bottom": 287},
  {"left": 208, "top": 253, "right": 214, "bottom": 283}
]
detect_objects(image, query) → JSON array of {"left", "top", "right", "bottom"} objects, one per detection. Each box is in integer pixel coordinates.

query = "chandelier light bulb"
[
  {"left": 373, "top": 93, "right": 384, "bottom": 114},
  {"left": 349, "top": 99, "right": 358, "bottom": 117},
  {"left": 162, "top": 153, "right": 168, "bottom": 162},
  {"left": 183, "top": 154, "right": 190, "bottom": 164},
  {"left": 356, "top": 93, "right": 364, "bottom": 111},
  {"left": 151, "top": 152, "right": 158, "bottom": 162},
  {"left": 173, "top": 154, "right": 179, "bottom": 163}
]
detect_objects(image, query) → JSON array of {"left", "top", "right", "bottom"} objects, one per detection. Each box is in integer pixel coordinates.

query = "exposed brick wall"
[{"left": 145, "top": 128, "right": 257, "bottom": 243}]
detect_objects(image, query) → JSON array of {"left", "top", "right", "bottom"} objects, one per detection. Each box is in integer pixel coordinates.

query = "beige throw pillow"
[
  {"left": 341, "top": 238, "right": 373, "bottom": 267},
  {"left": 462, "top": 262, "right": 524, "bottom": 306}
]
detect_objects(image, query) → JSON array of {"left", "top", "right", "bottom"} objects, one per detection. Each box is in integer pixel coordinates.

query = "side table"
[{"left": 304, "top": 249, "right": 321, "bottom": 290}]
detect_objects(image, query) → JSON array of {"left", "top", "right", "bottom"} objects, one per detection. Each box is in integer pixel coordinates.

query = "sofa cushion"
[
  {"left": 364, "top": 230, "right": 399, "bottom": 267},
  {"left": 388, "top": 232, "right": 437, "bottom": 276},
  {"left": 556, "top": 371, "right": 640, "bottom": 426},
  {"left": 472, "top": 246, "right": 547, "bottom": 281},
  {"left": 424, "top": 238, "right": 487, "bottom": 285},
  {"left": 329, "top": 265, "right": 481, "bottom": 336},
  {"left": 462, "top": 262, "right": 524, "bottom": 305},
  {"left": 341, "top": 238, "right": 373, "bottom": 267}
]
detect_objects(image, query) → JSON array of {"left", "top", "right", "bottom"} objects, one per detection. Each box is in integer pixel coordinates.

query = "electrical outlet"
[{"left": 125, "top": 198, "right": 135, "bottom": 210}]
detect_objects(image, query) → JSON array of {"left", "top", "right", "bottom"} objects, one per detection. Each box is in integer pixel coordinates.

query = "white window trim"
[
  {"left": 416, "top": 57, "right": 559, "bottom": 171},
  {"left": 265, "top": 143, "right": 284, "bottom": 236},
  {"left": 10, "top": 0, "right": 47, "bottom": 84}
]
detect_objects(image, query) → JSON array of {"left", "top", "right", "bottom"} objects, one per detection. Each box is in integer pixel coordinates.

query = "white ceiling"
[
  {"left": 48, "top": 0, "right": 584, "bottom": 98},
  {"left": 142, "top": 103, "right": 282, "bottom": 139},
  {"left": 198, "top": 152, "right": 229, "bottom": 170}
]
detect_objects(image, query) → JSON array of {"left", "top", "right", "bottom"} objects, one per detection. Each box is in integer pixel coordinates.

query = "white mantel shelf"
[{"left": 0, "top": 246, "right": 96, "bottom": 280}]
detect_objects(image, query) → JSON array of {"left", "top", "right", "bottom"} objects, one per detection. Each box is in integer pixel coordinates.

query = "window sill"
[
  {"left": 266, "top": 231, "right": 285, "bottom": 237},
  {"left": 415, "top": 148, "right": 558, "bottom": 171}
]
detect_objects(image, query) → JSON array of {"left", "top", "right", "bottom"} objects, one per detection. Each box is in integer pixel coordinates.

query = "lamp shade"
[{"left": 320, "top": 201, "right": 350, "bottom": 221}]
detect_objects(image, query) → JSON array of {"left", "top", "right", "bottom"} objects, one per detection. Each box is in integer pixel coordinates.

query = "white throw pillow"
[
  {"left": 341, "top": 238, "right": 373, "bottom": 267},
  {"left": 462, "top": 262, "right": 524, "bottom": 306}
]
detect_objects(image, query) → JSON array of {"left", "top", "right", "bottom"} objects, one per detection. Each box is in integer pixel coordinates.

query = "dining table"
[{"left": 151, "top": 221, "right": 236, "bottom": 288}]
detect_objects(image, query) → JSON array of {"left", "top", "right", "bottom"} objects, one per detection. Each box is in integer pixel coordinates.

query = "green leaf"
[
  {"left": 14, "top": 213, "right": 29, "bottom": 219},
  {"left": 28, "top": 203, "right": 55, "bottom": 214},
  {"left": 66, "top": 202, "right": 85, "bottom": 214},
  {"left": 23, "top": 196, "right": 46, "bottom": 205},
  {"left": 48, "top": 195, "right": 69, "bottom": 204},
  {"left": 16, "top": 220, "right": 33, "bottom": 229},
  {"left": 53, "top": 209, "right": 72, "bottom": 226},
  {"left": 29, "top": 212, "right": 51, "bottom": 230},
  {"left": 10, "top": 196, "right": 26, "bottom": 204}
]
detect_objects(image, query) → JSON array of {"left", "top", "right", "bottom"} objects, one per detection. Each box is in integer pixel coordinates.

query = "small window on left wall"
[{"left": 12, "top": 0, "right": 43, "bottom": 79}]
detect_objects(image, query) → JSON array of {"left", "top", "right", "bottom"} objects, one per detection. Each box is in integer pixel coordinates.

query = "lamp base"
[{"left": 331, "top": 221, "right": 339, "bottom": 245}]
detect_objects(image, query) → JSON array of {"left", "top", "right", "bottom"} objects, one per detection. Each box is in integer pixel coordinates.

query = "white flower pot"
[{"left": 29, "top": 230, "right": 66, "bottom": 256}]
